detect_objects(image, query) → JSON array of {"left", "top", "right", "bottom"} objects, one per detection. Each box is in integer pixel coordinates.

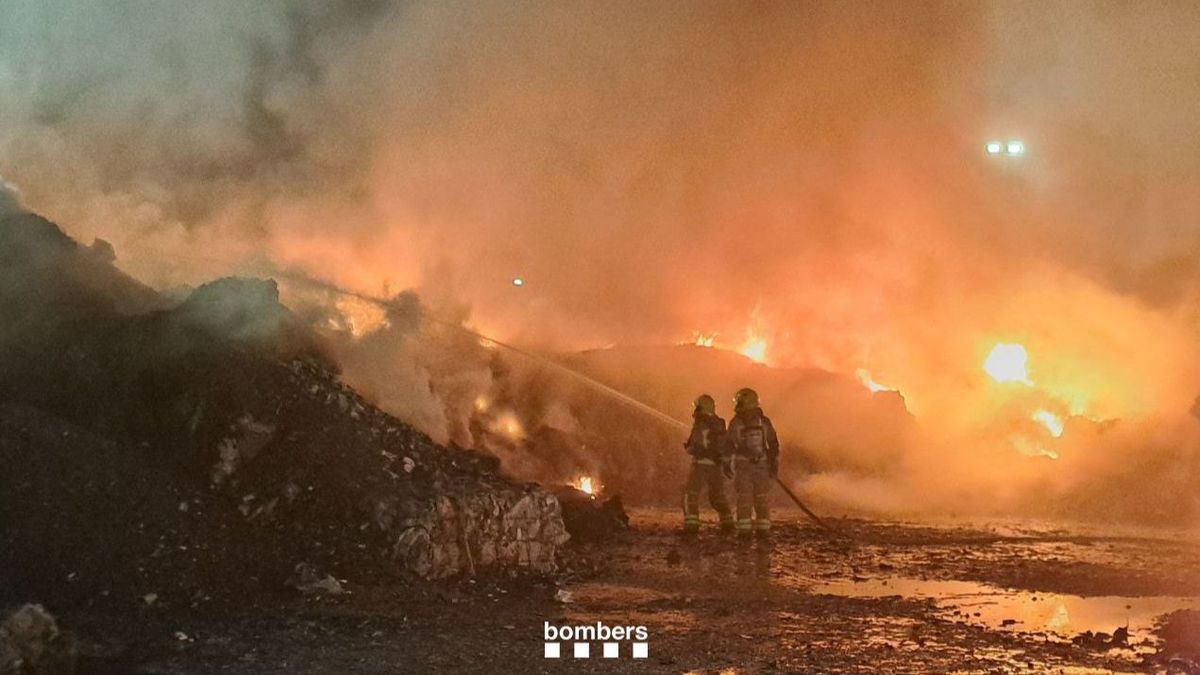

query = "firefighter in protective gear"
[
  {"left": 724, "top": 387, "right": 780, "bottom": 540},
  {"left": 682, "top": 394, "right": 734, "bottom": 534}
]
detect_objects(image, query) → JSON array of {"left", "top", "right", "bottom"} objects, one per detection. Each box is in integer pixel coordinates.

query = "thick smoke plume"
[{"left": 3, "top": 1, "right": 1200, "bottom": 524}]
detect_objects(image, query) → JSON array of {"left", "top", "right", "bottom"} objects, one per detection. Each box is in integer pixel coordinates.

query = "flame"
[
  {"left": 574, "top": 475, "right": 596, "bottom": 495},
  {"left": 983, "top": 343, "right": 1032, "bottom": 385},
  {"left": 740, "top": 338, "right": 768, "bottom": 363},
  {"left": 1032, "top": 409, "right": 1064, "bottom": 437},
  {"left": 489, "top": 412, "right": 524, "bottom": 440},
  {"left": 692, "top": 331, "right": 716, "bottom": 348},
  {"left": 473, "top": 395, "right": 490, "bottom": 413},
  {"left": 856, "top": 368, "right": 891, "bottom": 393},
  {"left": 738, "top": 309, "right": 769, "bottom": 364},
  {"left": 332, "top": 296, "right": 389, "bottom": 337}
]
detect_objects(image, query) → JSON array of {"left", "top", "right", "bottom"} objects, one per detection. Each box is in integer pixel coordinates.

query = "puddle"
[
  {"left": 562, "top": 582, "right": 704, "bottom": 630},
  {"left": 813, "top": 576, "right": 1196, "bottom": 649}
]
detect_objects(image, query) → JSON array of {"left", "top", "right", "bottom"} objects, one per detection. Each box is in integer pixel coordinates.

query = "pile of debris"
[
  {"left": 0, "top": 605, "right": 75, "bottom": 674},
  {"left": 0, "top": 209, "right": 568, "bottom": 610},
  {"left": 1158, "top": 610, "right": 1200, "bottom": 673},
  {"left": 551, "top": 486, "right": 630, "bottom": 543}
]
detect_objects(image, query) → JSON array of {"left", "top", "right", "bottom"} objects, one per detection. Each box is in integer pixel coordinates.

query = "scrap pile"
[{"left": 0, "top": 209, "right": 569, "bottom": 611}]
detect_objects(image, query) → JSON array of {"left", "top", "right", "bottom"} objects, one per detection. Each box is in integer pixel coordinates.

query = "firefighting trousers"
[
  {"left": 682, "top": 461, "right": 732, "bottom": 531},
  {"left": 733, "top": 459, "right": 771, "bottom": 533}
]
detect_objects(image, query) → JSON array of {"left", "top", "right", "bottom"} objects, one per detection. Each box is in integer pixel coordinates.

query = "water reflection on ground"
[{"left": 813, "top": 575, "right": 1195, "bottom": 652}]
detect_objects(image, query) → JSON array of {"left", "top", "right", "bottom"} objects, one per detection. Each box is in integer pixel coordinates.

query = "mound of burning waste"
[{"left": 0, "top": 209, "right": 568, "bottom": 609}]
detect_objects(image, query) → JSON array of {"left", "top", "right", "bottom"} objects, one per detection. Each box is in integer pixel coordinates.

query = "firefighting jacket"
[
  {"left": 724, "top": 408, "right": 780, "bottom": 464},
  {"left": 684, "top": 414, "right": 727, "bottom": 463}
]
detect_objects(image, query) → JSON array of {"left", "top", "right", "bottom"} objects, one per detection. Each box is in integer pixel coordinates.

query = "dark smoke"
[{"left": 4, "top": 1, "right": 1200, "bottom": 525}]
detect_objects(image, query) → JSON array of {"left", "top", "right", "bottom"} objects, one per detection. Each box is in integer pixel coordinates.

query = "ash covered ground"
[
  {"left": 12, "top": 511, "right": 1200, "bottom": 673},
  {"left": 3, "top": 209, "right": 1200, "bottom": 674}
]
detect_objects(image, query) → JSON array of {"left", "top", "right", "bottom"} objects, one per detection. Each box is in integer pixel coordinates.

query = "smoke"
[
  {"left": 3, "top": 1, "right": 1200, "bottom": 523},
  {"left": 309, "top": 291, "right": 497, "bottom": 448},
  {"left": 0, "top": 178, "right": 21, "bottom": 217}
]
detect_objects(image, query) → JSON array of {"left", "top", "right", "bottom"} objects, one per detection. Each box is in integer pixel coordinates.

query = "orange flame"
[
  {"left": 332, "top": 296, "right": 389, "bottom": 337},
  {"left": 489, "top": 412, "right": 524, "bottom": 440},
  {"left": 737, "top": 308, "right": 770, "bottom": 364},
  {"left": 473, "top": 395, "right": 490, "bottom": 413},
  {"left": 740, "top": 338, "right": 767, "bottom": 363},
  {"left": 574, "top": 475, "right": 597, "bottom": 495}
]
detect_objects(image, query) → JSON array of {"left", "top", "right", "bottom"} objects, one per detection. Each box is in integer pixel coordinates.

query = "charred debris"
[{"left": 0, "top": 209, "right": 629, "bottom": 613}]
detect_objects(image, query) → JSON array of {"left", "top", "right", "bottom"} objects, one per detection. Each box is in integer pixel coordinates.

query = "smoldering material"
[{"left": 3, "top": 1, "right": 1200, "bottom": 524}]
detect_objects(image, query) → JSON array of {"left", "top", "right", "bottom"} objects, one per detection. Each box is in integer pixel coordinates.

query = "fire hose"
[
  {"left": 276, "top": 269, "right": 842, "bottom": 535},
  {"left": 426, "top": 313, "right": 844, "bottom": 535},
  {"left": 774, "top": 477, "right": 835, "bottom": 533}
]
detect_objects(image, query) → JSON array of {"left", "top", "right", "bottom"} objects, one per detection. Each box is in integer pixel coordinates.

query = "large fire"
[
  {"left": 5, "top": 0, "right": 1200, "bottom": 546},
  {"left": 980, "top": 342, "right": 1081, "bottom": 455}
]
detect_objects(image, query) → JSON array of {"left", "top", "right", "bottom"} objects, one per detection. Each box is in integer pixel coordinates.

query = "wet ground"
[{"left": 63, "top": 508, "right": 1200, "bottom": 673}]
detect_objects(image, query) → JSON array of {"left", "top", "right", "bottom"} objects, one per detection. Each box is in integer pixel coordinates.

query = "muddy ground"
[{"left": 55, "top": 508, "right": 1200, "bottom": 674}]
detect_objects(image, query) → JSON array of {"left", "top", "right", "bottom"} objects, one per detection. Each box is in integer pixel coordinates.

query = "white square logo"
[
  {"left": 632, "top": 642, "right": 648, "bottom": 658},
  {"left": 603, "top": 642, "right": 619, "bottom": 658},
  {"left": 573, "top": 642, "right": 589, "bottom": 658},
  {"left": 544, "top": 642, "right": 560, "bottom": 658}
]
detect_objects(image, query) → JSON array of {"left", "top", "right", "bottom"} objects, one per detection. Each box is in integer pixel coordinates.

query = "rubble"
[
  {"left": 0, "top": 210, "right": 571, "bottom": 610},
  {"left": 288, "top": 563, "right": 344, "bottom": 596},
  {"left": 0, "top": 605, "right": 75, "bottom": 674},
  {"left": 551, "top": 485, "right": 629, "bottom": 542},
  {"left": 1070, "top": 625, "right": 1130, "bottom": 652},
  {"left": 1159, "top": 610, "right": 1200, "bottom": 670}
]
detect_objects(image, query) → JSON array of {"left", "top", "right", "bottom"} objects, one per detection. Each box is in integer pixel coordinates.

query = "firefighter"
[
  {"left": 682, "top": 394, "right": 734, "bottom": 535},
  {"left": 724, "top": 387, "right": 780, "bottom": 541}
]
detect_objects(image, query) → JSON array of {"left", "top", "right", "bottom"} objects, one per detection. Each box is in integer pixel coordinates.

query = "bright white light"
[
  {"left": 855, "top": 368, "right": 891, "bottom": 393},
  {"left": 512, "top": 277, "right": 524, "bottom": 287},
  {"left": 1006, "top": 140, "right": 1024, "bottom": 156},
  {"left": 985, "top": 141, "right": 1003, "bottom": 155},
  {"left": 1032, "top": 409, "right": 1064, "bottom": 438},
  {"left": 983, "top": 343, "right": 1032, "bottom": 385}
]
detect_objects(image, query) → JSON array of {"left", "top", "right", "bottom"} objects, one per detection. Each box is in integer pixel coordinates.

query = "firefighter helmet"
[
  {"left": 693, "top": 393, "right": 716, "bottom": 416},
  {"left": 733, "top": 387, "right": 760, "bottom": 411}
]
